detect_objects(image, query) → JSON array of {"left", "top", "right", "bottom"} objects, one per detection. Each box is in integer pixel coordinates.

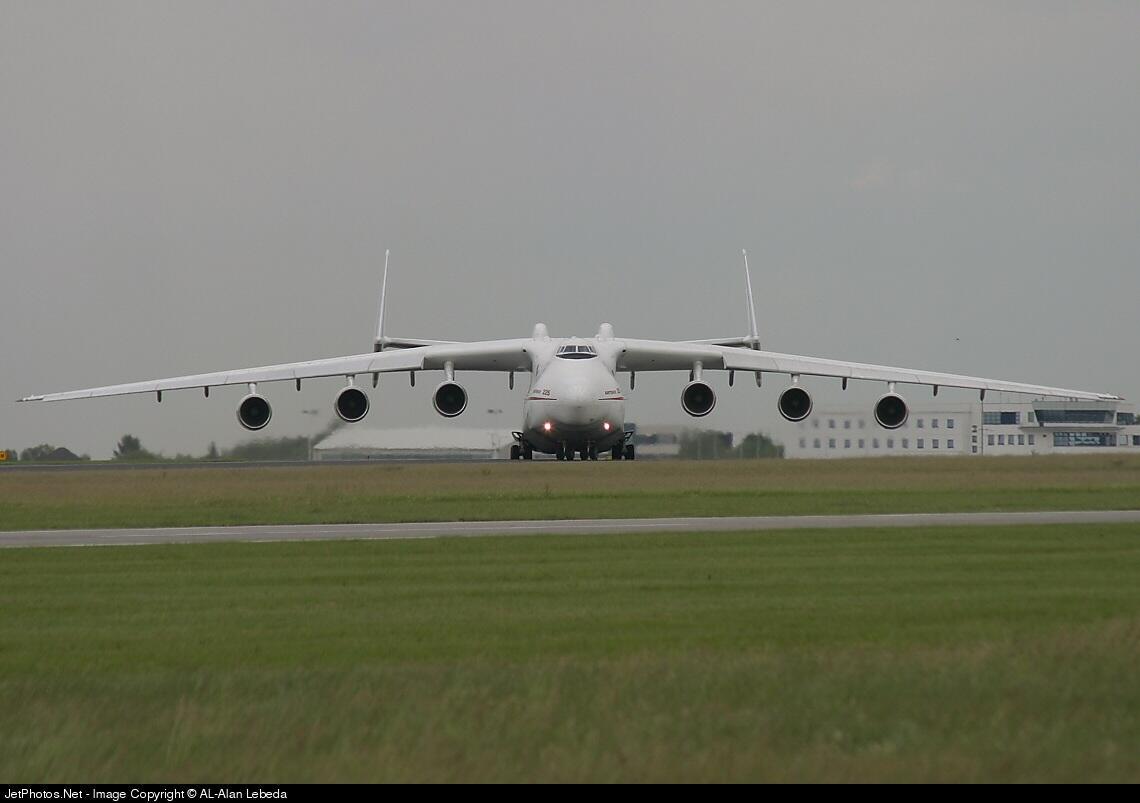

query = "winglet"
[
  {"left": 17, "top": 395, "right": 44, "bottom": 403},
  {"left": 743, "top": 249, "right": 760, "bottom": 349},
  {"left": 374, "top": 249, "right": 390, "bottom": 352}
]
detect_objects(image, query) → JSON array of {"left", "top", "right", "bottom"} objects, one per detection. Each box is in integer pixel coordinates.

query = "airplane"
[{"left": 18, "top": 251, "right": 1124, "bottom": 461}]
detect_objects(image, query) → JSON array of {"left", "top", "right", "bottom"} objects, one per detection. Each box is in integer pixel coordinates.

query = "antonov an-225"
[{"left": 19, "top": 253, "right": 1123, "bottom": 461}]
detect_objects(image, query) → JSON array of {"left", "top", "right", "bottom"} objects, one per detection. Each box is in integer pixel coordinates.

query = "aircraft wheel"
[
  {"left": 588, "top": 446, "right": 598, "bottom": 461},
  {"left": 565, "top": 447, "right": 574, "bottom": 461},
  {"left": 510, "top": 444, "right": 521, "bottom": 460},
  {"left": 611, "top": 445, "right": 623, "bottom": 460},
  {"left": 523, "top": 446, "right": 533, "bottom": 460},
  {"left": 624, "top": 444, "right": 635, "bottom": 461}
]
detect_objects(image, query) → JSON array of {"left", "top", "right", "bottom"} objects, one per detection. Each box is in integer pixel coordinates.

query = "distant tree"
[
  {"left": 679, "top": 430, "right": 734, "bottom": 460},
  {"left": 20, "top": 444, "right": 61, "bottom": 462},
  {"left": 206, "top": 441, "right": 219, "bottom": 460},
  {"left": 114, "top": 434, "right": 142, "bottom": 459},
  {"left": 113, "top": 434, "right": 159, "bottom": 461},
  {"left": 732, "top": 432, "right": 784, "bottom": 459},
  {"left": 224, "top": 436, "right": 310, "bottom": 461},
  {"left": 2, "top": 448, "right": 16, "bottom": 462}
]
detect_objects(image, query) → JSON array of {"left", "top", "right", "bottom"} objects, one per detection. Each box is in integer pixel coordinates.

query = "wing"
[
  {"left": 19, "top": 339, "right": 532, "bottom": 403},
  {"left": 615, "top": 339, "right": 1122, "bottom": 401}
]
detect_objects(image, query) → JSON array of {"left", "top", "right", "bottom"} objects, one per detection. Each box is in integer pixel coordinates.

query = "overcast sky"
[{"left": 3, "top": 1, "right": 1138, "bottom": 458}]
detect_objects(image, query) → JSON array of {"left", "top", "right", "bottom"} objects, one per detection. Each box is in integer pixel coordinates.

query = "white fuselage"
[{"left": 521, "top": 338, "right": 626, "bottom": 454}]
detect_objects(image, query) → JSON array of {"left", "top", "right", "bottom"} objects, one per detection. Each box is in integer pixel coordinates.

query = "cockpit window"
[{"left": 557, "top": 344, "right": 597, "bottom": 359}]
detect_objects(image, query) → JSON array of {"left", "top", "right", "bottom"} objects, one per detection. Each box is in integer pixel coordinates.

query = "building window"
[
  {"left": 1118, "top": 413, "right": 1137, "bottom": 425},
  {"left": 1053, "top": 432, "right": 1115, "bottom": 448},
  {"left": 932, "top": 439, "right": 939, "bottom": 449},
  {"left": 917, "top": 439, "right": 924, "bottom": 449},
  {"left": 813, "top": 419, "right": 820, "bottom": 429},
  {"left": 984, "top": 412, "right": 1020, "bottom": 425},
  {"left": 844, "top": 420, "right": 851, "bottom": 430},
  {"left": 948, "top": 418, "right": 955, "bottom": 429},
  {"left": 844, "top": 439, "right": 851, "bottom": 449},
  {"left": 829, "top": 420, "right": 836, "bottom": 429},
  {"left": 1018, "top": 435, "right": 1025, "bottom": 446},
  {"left": 1029, "top": 434, "right": 1035, "bottom": 446},
  {"left": 813, "top": 439, "right": 821, "bottom": 449},
  {"left": 799, "top": 438, "right": 807, "bottom": 449},
  {"left": 1028, "top": 411, "right": 1036, "bottom": 423},
  {"left": 873, "top": 438, "right": 880, "bottom": 449},
  {"left": 858, "top": 439, "right": 865, "bottom": 449},
  {"left": 932, "top": 419, "right": 940, "bottom": 429},
  {"left": 998, "top": 435, "right": 1005, "bottom": 446},
  {"left": 971, "top": 435, "right": 978, "bottom": 444},
  {"left": 1134, "top": 436, "right": 1140, "bottom": 446},
  {"left": 902, "top": 438, "right": 909, "bottom": 449},
  {"left": 947, "top": 439, "right": 955, "bottom": 449},
  {"left": 859, "top": 420, "right": 866, "bottom": 429},
  {"left": 829, "top": 439, "right": 836, "bottom": 449},
  {"left": 1035, "top": 409, "right": 1114, "bottom": 424},
  {"left": 988, "top": 434, "right": 995, "bottom": 446},
  {"left": 972, "top": 446, "right": 978, "bottom": 453},
  {"left": 917, "top": 418, "right": 924, "bottom": 429},
  {"left": 887, "top": 439, "right": 895, "bottom": 449}
]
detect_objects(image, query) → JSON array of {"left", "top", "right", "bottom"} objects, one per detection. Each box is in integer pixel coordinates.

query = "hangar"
[{"left": 311, "top": 427, "right": 514, "bottom": 461}]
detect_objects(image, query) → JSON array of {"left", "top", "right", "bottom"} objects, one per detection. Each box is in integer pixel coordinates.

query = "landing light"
[
  {"left": 603, "top": 421, "right": 611, "bottom": 431},
  {"left": 543, "top": 421, "right": 553, "bottom": 432}
]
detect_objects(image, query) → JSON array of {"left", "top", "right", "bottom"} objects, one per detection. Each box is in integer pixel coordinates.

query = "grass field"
[
  {"left": 2, "top": 524, "right": 1139, "bottom": 782},
  {"left": 3, "top": 454, "right": 1140, "bottom": 530}
]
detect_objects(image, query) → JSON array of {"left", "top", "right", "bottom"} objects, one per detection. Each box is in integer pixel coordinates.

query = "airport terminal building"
[{"left": 778, "top": 399, "right": 1140, "bottom": 459}]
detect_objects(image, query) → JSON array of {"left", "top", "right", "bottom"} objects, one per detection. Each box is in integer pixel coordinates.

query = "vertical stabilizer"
[
  {"left": 743, "top": 249, "right": 760, "bottom": 349},
  {"left": 374, "top": 249, "right": 390, "bottom": 351}
]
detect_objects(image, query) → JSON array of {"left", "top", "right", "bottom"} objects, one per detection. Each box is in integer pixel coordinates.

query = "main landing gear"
[
  {"left": 514, "top": 432, "right": 634, "bottom": 461},
  {"left": 611, "top": 443, "right": 635, "bottom": 461},
  {"left": 509, "top": 434, "right": 533, "bottom": 461}
]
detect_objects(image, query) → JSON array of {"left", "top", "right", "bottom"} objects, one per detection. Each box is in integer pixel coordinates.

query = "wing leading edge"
[
  {"left": 616, "top": 339, "right": 1121, "bottom": 402},
  {"left": 18, "top": 339, "right": 533, "bottom": 403}
]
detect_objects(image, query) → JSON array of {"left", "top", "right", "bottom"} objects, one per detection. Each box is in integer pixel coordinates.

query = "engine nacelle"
[
  {"left": 237, "top": 393, "right": 272, "bottom": 431},
  {"left": 874, "top": 392, "right": 909, "bottom": 429},
  {"left": 334, "top": 386, "right": 370, "bottom": 423},
  {"left": 778, "top": 386, "right": 813, "bottom": 422},
  {"left": 681, "top": 380, "right": 716, "bottom": 417},
  {"left": 433, "top": 381, "right": 468, "bottom": 418}
]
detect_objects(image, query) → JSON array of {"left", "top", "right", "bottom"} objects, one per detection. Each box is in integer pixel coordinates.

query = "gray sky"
[{"left": 3, "top": 1, "right": 1138, "bottom": 459}]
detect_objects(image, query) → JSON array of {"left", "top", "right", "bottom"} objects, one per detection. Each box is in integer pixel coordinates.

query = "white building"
[
  {"left": 778, "top": 400, "right": 1140, "bottom": 459},
  {"left": 312, "top": 427, "right": 515, "bottom": 461}
]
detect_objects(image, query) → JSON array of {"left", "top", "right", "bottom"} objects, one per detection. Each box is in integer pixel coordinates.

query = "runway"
[{"left": 2, "top": 510, "right": 1139, "bottom": 548}]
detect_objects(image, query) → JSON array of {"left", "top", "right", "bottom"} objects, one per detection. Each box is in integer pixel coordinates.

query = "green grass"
[
  {"left": 3, "top": 454, "right": 1140, "bottom": 530},
  {"left": 2, "top": 524, "right": 1139, "bottom": 781}
]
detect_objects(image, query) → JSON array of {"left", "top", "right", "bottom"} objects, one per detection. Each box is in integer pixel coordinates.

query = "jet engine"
[
  {"left": 681, "top": 380, "right": 717, "bottom": 417},
  {"left": 237, "top": 393, "right": 272, "bottom": 431},
  {"left": 777, "top": 386, "right": 813, "bottom": 422},
  {"left": 874, "top": 392, "right": 909, "bottom": 429},
  {"left": 334, "top": 386, "right": 370, "bottom": 423},
  {"left": 433, "top": 381, "right": 468, "bottom": 417}
]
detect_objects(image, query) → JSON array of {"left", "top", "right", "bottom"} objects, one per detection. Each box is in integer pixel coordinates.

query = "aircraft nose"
[{"left": 561, "top": 384, "right": 595, "bottom": 424}]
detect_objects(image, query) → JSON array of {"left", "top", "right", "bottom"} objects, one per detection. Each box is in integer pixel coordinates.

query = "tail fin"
[
  {"left": 374, "top": 249, "right": 390, "bottom": 352},
  {"left": 742, "top": 249, "right": 760, "bottom": 349}
]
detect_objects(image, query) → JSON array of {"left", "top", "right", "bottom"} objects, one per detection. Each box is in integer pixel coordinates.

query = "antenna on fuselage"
[
  {"left": 374, "top": 249, "right": 390, "bottom": 352},
  {"left": 743, "top": 249, "right": 760, "bottom": 350}
]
